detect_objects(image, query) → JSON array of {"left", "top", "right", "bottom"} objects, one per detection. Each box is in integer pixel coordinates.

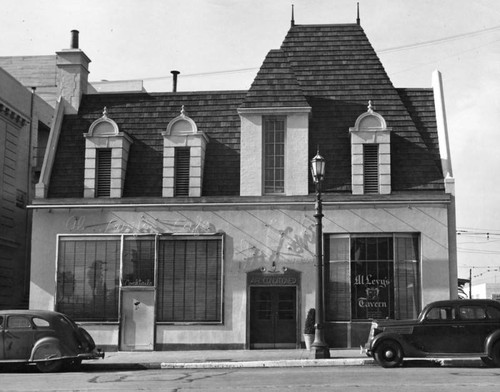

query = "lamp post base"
[{"left": 309, "top": 344, "right": 331, "bottom": 359}]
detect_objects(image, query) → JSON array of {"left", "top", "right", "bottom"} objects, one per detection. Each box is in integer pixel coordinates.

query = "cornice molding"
[{"left": 0, "top": 101, "right": 29, "bottom": 128}]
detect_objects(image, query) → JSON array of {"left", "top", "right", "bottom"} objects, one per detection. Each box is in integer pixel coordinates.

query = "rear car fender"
[
  {"left": 485, "top": 329, "right": 500, "bottom": 355},
  {"left": 29, "top": 337, "right": 68, "bottom": 362}
]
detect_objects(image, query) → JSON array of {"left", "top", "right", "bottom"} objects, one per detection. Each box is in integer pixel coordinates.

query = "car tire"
[
  {"left": 490, "top": 341, "right": 500, "bottom": 367},
  {"left": 374, "top": 340, "right": 403, "bottom": 368},
  {"left": 481, "top": 356, "right": 495, "bottom": 367},
  {"left": 36, "top": 359, "right": 64, "bottom": 373}
]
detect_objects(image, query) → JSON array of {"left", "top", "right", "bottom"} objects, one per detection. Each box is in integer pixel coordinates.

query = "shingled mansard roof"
[{"left": 48, "top": 23, "right": 444, "bottom": 198}]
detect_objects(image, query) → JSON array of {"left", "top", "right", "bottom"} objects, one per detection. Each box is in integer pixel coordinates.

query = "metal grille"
[
  {"left": 175, "top": 147, "right": 190, "bottom": 196},
  {"left": 363, "top": 144, "right": 379, "bottom": 194},
  {"left": 96, "top": 149, "right": 112, "bottom": 197}
]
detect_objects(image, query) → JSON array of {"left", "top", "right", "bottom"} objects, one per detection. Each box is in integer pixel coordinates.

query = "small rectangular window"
[
  {"left": 7, "top": 316, "right": 32, "bottom": 329},
  {"left": 96, "top": 149, "right": 112, "bottom": 197},
  {"left": 175, "top": 147, "right": 190, "bottom": 196},
  {"left": 363, "top": 144, "right": 379, "bottom": 194}
]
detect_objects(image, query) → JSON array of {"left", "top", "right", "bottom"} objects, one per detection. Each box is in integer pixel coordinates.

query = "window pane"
[
  {"left": 56, "top": 237, "right": 120, "bottom": 322},
  {"left": 263, "top": 116, "right": 285, "bottom": 194},
  {"left": 394, "top": 236, "right": 420, "bottom": 319},
  {"left": 326, "top": 237, "right": 350, "bottom": 321},
  {"left": 123, "top": 237, "right": 155, "bottom": 286}
]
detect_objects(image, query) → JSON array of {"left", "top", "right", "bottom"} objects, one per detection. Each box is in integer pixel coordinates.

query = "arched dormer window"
[
  {"left": 162, "top": 106, "right": 208, "bottom": 197},
  {"left": 83, "top": 107, "right": 133, "bottom": 198},
  {"left": 349, "top": 101, "right": 392, "bottom": 195}
]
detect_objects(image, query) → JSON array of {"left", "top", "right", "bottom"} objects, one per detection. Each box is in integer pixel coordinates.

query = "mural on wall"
[{"left": 63, "top": 208, "right": 318, "bottom": 268}]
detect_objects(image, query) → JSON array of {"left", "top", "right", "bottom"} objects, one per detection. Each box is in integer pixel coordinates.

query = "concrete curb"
[
  {"left": 84, "top": 357, "right": 484, "bottom": 371},
  {"left": 160, "top": 358, "right": 376, "bottom": 369}
]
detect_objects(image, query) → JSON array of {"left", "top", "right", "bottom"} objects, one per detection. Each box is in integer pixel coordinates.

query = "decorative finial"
[
  {"left": 367, "top": 100, "right": 374, "bottom": 113},
  {"left": 291, "top": 4, "right": 295, "bottom": 27},
  {"left": 102, "top": 107, "right": 108, "bottom": 117},
  {"left": 356, "top": 2, "right": 360, "bottom": 25},
  {"left": 180, "top": 105, "right": 186, "bottom": 117}
]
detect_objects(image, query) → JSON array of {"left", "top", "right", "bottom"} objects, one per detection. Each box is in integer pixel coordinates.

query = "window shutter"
[
  {"left": 363, "top": 144, "right": 379, "bottom": 194},
  {"left": 96, "top": 149, "right": 112, "bottom": 197},
  {"left": 175, "top": 147, "right": 190, "bottom": 196}
]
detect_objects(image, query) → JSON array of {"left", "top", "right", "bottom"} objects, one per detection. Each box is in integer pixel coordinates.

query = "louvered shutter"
[
  {"left": 175, "top": 147, "right": 190, "bottom": 196},
  {"left": 363, "top": 144, "right": 379, "bottom": 194},
  {"left": 96, "top": 149, "right": 112, "bottom": 197}
]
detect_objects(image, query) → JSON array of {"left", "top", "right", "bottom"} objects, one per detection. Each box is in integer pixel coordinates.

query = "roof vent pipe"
[
  {"left": 171, "top": 70, "right": 180, "bottom": 92},
  {"left": 70, "top": 30, "right": 79, "bottom": 49}
]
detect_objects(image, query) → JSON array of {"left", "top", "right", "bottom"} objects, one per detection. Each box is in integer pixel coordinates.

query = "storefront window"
[
  {"left": 56, "top": 236, "right": 120, "bottom": 322},
  {"left": 156, "top": 237, "right": 223, "bottom": 322},
  {"left": 326, "top": 234, "right": 420, "bottom": 321}
]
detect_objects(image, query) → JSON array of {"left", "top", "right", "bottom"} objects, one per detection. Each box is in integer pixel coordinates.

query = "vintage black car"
[
  {"left": 364, "top": 299, "right": 500, "bottom": 368},
  {"left": 0, "top": 310, "right": 104, "bottom": 372}
]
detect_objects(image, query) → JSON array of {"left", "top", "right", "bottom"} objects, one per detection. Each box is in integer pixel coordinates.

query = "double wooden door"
[{"left": 250, "top": 286, "right": 297, "bottom": 348}]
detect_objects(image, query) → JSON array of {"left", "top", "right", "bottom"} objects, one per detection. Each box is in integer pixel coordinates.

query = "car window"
[
  {"left": 0, "top": 315, "right": 3, "bottom": 328},
  {"left": 486, "top": 306, "right": 500, "bottom": 320},
  {"left": 7, "top": 316, "right": 32, "bottom": 329},
  {"left": 426, "top": 306, "right": 456, "bottom": 320},
  {"left": 459, "top": 306, "right": 487, "bottom": 320},
  {"left": 32, "top": 317, "right": 50, "bottom": 327}
]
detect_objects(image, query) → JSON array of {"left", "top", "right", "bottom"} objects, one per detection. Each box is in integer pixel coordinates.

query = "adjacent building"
[
  {"left": 28, "top": 19, "right": 457, "bottom": 350},
  {"left": 0, "top": 65, "right": 52, "bottom": 308}
]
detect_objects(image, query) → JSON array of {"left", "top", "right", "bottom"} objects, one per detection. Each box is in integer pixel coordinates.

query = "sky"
[{"left": 2, "top": 0, "right": 500, "bottom": 285}]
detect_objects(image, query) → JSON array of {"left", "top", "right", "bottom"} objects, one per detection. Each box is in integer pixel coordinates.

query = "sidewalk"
[{"left": 83, "top": 349, "right": 483, "bottom": 370}]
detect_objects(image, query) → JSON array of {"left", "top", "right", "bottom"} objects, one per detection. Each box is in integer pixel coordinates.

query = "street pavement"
[{"left": 82, "top": 348, "right": 483, "bottom": 370}]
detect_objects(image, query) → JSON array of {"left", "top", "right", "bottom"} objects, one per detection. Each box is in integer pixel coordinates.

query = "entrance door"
[
  {"left": 120, "top": 288, "right": 155, "bottom": 351},
  {"left": 250, "top": 286, "right": 297, "bottom": 348}
]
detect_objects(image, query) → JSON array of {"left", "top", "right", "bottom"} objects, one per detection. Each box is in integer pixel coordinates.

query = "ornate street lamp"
[{"left": 310, "top": 151, "right": 331, "bottom": 359}]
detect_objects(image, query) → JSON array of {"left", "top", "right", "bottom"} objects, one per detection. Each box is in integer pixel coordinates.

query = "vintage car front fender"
[
  {"left": 29, "top": 337, "right": 70, "bottom": 362},
  {"left": 485, "top": 329, "right": 500, "bottom": 356}
]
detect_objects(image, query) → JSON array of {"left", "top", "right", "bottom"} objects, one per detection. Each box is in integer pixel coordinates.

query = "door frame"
[
  {"left": 119, "top": 286, "right": 156, "bottom": 351},
  {"left": 246, "top": 268, "right": 301, "bottom": 349}
]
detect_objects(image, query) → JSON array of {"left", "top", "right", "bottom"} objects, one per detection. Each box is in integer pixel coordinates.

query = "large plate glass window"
[
  {"left": 156, "top": 236, "right": 223, "bottom": 322},
  {"left": 56, "top": 236, "right": 120, "bottom": 321},
  {"left": 326, "top": 233, "right": 420, "bottom": 321}
]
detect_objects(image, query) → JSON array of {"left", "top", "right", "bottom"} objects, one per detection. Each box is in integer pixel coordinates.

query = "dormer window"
[
  {"left": 349, "top": 101, "right": 392, "bottom": 195},
  {"left": 162, "top": 106, "right": 208, "bottom": 197},
  {"left": 264, "top": 116, "right": 285, "bottom": 194},
  {"left": 83, "top": 107, "right": 133, "bottom": 198}
]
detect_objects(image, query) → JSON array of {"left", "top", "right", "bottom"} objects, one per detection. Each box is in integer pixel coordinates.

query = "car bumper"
[
  {"left": 78, "top": 348, "right": 105, "bottom": 360},
  {"left": 360, "top": 343, "right": 373, "bottom": 357}
]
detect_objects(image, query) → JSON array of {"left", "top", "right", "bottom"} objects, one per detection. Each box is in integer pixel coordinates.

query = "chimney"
[
  {"left": 56, "top": 30, "right": 91, "bottom": 114},
  {"left": 171, "top": 70, "right": 180, "bottom": 92},
  {"left": 70, "top": 29, "right": 79, "bottom": 49}
]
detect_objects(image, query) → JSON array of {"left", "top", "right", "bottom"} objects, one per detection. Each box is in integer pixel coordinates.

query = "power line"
[
  {"left": 94, "top": 24, "right": 500, "bottom": 84},
  {"left": 378, "top": 24, "right": 500, "bottom": 54}
]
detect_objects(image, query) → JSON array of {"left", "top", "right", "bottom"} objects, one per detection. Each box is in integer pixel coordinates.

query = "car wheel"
[
  {"left": 374, "top": 340, "right": 403, "bottom": 368},
  {"left": 36, "top": 359, "right": 63, "bottom": 373},
  {"left": 490, "top": 341, "right": 500, "bottom": 367},
  {"left": 481, "top": 356, "right": 495, "bottom": 367}
]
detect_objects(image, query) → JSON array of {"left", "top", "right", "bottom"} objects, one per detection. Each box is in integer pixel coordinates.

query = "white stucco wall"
[{"left": 30, "top": 199, "right": 452, "bottom": 348}]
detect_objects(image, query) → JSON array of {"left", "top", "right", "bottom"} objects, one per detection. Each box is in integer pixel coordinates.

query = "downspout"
[
  {"left": 433, "top": 70, "right": 458, "bottom": 299},
  {"left": 24, "top": 87, "right": 36, "bottom": 306}
]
